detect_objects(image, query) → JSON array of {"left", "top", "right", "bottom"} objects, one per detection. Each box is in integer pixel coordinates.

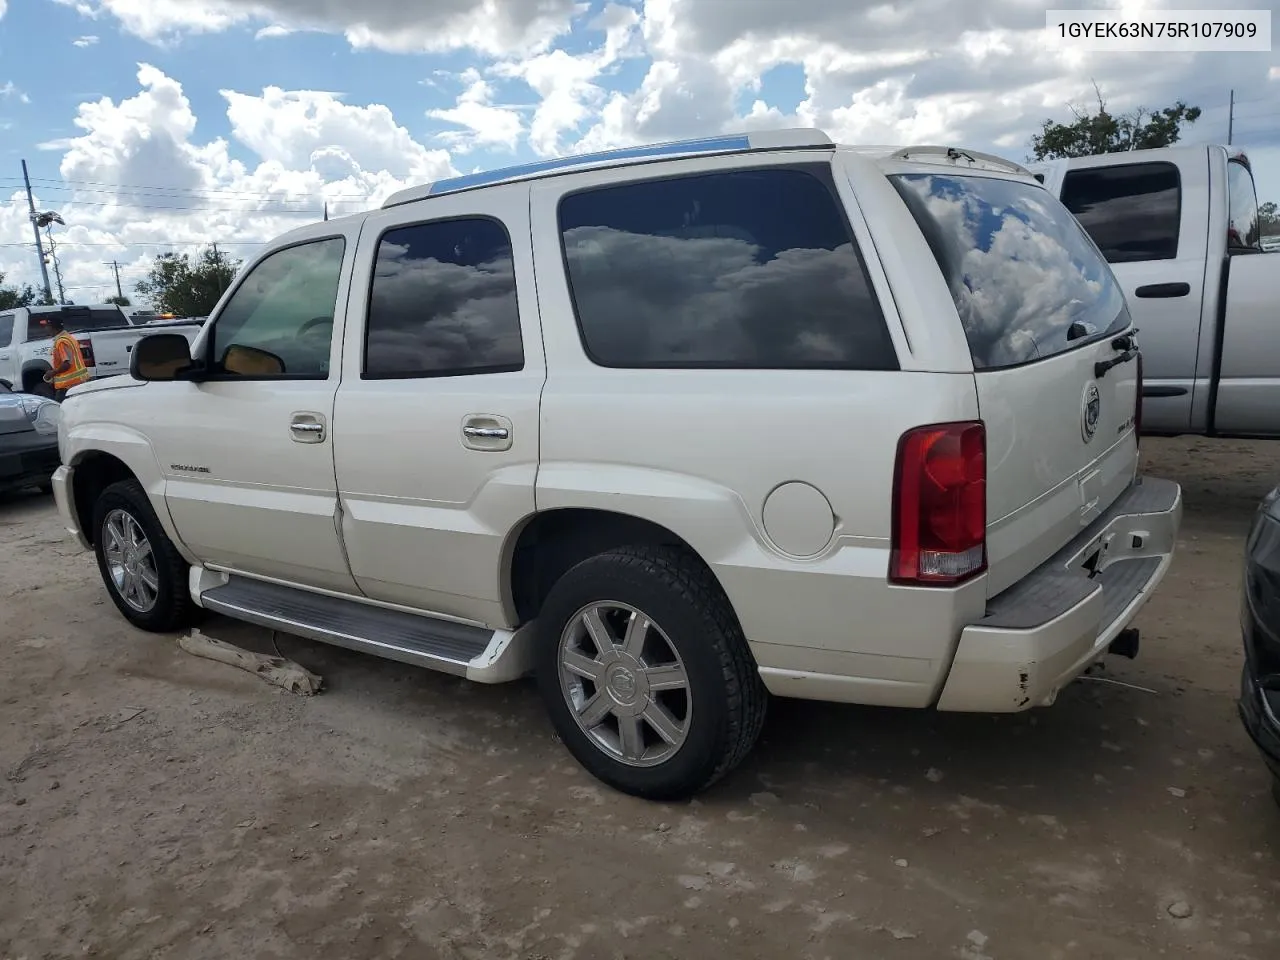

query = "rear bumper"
[
  {"left": 51, "top": 464, "right": 91, "bottom": 550},
  {"left": 936, "top": 476, "right": 1182, "bottom": 712}
]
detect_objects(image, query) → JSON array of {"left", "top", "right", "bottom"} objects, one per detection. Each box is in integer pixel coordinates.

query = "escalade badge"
[{"left": 1081, "top": 382, "right": 1101, "bottom": 442}]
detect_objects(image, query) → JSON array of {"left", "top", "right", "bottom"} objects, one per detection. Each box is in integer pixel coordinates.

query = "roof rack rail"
[
  {"left": 382, "top": 128, "right": 835, "bottom": 208},
  {"left": 889, "top": 146, "right": 1033, "bottom": 179}
]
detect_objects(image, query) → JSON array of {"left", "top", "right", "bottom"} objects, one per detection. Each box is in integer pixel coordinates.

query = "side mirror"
[{"left": 131, "top": 333, "right": 194, "bottom": 382}]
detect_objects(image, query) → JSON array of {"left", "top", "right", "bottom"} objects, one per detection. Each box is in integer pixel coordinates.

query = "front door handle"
[
  {"left": 461, "top": 415, "right": 513, "bottom": 451},
  {"left": 290, "top": 413, "right": 327, "bottom": 443}
]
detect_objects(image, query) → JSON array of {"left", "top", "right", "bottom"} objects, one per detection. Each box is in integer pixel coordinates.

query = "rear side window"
[
  {"left": 0, "top": 315, "right": 12, "bottom": 348},
  {"left": 558, "top": 165, "right": 898, "bottom": 370},
  {"left": 1227, "top": 159, "right": 1260, "bottom": 250},
  {"left": 891, "top": 172, "right": 1130, "bottom": 371},
  {"left": 1059, "top": 162, "right": 1181, "bottom": 262},
  {"left": 364, "top": 217, "right": 524, "bottom": 379}
]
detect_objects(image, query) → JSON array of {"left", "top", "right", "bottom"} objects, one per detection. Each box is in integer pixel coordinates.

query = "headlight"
[{"left": 19, "top": 396, "right": 61, "bottom": 436}]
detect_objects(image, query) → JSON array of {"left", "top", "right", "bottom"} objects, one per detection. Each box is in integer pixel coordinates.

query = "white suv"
[{"left": 52, "top": 129, "right": 1182, "bottom": 800}]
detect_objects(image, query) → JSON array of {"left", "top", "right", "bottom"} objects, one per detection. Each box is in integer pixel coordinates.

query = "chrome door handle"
[
  {"left": 290, "top": 414, "right": 326, "bottom": 443},
  {"left": 463, "top": 425, "right": 509, "bottom": 440}
]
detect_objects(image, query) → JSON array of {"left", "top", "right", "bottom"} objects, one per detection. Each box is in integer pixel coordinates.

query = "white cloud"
[
  {"left": 72, "top": 34, "right": 100, "bottom": 46},
  {"left": 0, "top": 0, "right": 7, "bottom": 19},
  {"left": 0, "top": 64, "right": 457, "bottom": 305},
  {"left": 54, "top": 0, "right": 582, "bottom": 56},
  {"left": 0, "top": 81, "right": 30, "bottom": 104},
  {"left": 222, "top": 84, "right": 455, "bottom": 182},
  {"left": 427, "top": 73, "right": 524, "bottom": 153},
  {"left": 495, "top": 3, "right": 646, "bottom": 156}
]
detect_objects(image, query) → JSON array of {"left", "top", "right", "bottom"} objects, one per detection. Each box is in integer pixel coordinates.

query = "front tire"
[
  {"left": 535, "top": 545, "right": 767, "bottom": 801},
  {"left": 92, "top": 479, "right": 198, "bottom": 632}
]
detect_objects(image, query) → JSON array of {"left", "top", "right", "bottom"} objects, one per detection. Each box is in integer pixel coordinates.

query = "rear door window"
[
  {"left": 0, "top": 315, "right": 12, "bottom": 348},
  {"left": 1058, "top": 162, "right": 1181, "bottom": 262},
  {"left": 557, "top": 164, "right": 898, "bottom": 370},
  {"left": 891, "top": 172, "right": 1130, "bottom": 371}
]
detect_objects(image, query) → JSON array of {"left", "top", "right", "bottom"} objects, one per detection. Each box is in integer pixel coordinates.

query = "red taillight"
[
  {"left": 77, "top": 337, "right": 95, "bottom": 368},
  {"left": 890, "top": 421, "right": 987, "bottom": 586},
  {"left": 1134, "top": 351, "right": 1143, "bottom": 446}
]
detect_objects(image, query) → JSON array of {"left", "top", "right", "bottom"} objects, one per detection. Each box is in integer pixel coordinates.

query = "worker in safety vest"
[{"left": 43, "top": 316, "right": 91, "bottom": 401}]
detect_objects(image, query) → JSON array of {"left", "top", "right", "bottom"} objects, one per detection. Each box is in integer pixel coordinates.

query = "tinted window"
[
  {"left": 210, "top": 237, "right": 345, "bottom": 378},
  {"left": 557, "top": 165, "right": 897, "bottom": 370},
  {"left": 1059, "top": 162, "right": 1181, "bottom": 262},
  {"left": 1228, "top": 159, "right": 1260, "bottom": 250},
  {"left": 0, "top": 315, "right": 12, "bottom": 349},
  {"left": 891, "top": 172, "right": 1130, "bottom": 371},
  {"left": 364, "top": 218, "right": 523, "bottom": 378},
  {"left": 25, "top": 307, "right": 126, "bottom": 342}
]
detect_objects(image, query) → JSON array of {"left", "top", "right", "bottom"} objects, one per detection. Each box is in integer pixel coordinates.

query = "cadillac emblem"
[{"left": 1081, "top": 381, "right": 1101, "bottom": 442}]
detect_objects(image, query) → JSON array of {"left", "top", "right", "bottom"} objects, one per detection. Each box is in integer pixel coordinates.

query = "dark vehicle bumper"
[
  {"left": 0, "top": 431, "right": 60, "bottom": 494},
  {"left": 1238, "top": 494, "right": 1280, "bottom": 790}
]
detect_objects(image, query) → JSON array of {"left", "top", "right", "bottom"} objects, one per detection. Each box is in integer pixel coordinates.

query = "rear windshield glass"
[
  {"left": 890, "top": 173, "right": 1130, "bottom": 371},
  {"left": 26, "top": 307, "right": 127, "bottom": 341}
]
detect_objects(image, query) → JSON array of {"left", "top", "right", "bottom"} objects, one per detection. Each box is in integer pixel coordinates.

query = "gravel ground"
[{"left": 1, "top": 436, "right": 1278, "bottom": 959}]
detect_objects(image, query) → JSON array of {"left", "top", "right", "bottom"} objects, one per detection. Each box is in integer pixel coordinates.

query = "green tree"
[
  {"left": 106, "top": 294, "right": 132, "bottom": 307},
  {"left": 1258, "top": 201, "right": 1279, "bottom": 237},
  {"left": 0, "top": 271, "right": 37, "bottom": 310},
  {"left": 1030, "top": 84, "right": 1201, "bottom": 161},
  {"left": 135, "top": 247, "right": 241, "bottom": 316}
]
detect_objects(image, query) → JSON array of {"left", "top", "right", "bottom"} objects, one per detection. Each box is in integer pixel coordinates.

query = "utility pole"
[
  {"left": 21, "top": 160, "right": 53, "bottom": 303},
  {"left": 1228, "top": 89, "right": 1234, "bottom": 146},
  {"left": 47, "top": 232, "right": 66, "bottom": 304},
  {"left": 104, "top": 260, "right": 124, "bottom": 300}
]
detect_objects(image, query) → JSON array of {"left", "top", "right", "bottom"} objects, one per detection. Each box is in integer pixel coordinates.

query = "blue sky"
[{"left": 2, "top": 0, "right": 1279, "bottom": 302}]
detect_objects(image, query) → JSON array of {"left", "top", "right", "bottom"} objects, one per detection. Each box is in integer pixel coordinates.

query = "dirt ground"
[{"left": 1, "top": 436, "right": 1278, "bottom": 960}]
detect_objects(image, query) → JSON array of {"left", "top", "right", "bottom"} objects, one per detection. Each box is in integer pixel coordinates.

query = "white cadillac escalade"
[{"left": 51, "top": 129, "right": 1183, "bottom": 800}]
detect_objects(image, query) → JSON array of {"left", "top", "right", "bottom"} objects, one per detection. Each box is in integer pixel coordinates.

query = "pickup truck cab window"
[
  {"left": 1227, "top": 159, "right": 1261, "bottom": 251},
  {"left": 0, "top": 315, "right": 12, "bottom": 349},
  {"left": 1059, "top": 162, "right": 1181, "bottom": 263},
  {"left": 363, "top": 217, "right": 524, "bottom": 379},
  {"left": 208, "top": 237, "right": 346, "bottom": 378}
]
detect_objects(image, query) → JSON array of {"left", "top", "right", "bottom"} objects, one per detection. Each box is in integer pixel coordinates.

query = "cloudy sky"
[{"left": 1, "top": 0, "right": 1277, "bottom": 304}]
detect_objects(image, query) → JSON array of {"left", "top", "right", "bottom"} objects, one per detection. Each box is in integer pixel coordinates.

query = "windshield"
[{"left": 890, "top": 172, "right": 1130, "bottom": 370}]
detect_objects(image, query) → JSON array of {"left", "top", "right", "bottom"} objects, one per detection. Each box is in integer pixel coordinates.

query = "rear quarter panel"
[{"left": 530, "top": 150, "right": 986, "bottom": 704}]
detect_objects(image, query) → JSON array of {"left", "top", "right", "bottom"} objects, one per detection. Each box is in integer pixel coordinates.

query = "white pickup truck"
[
  {"left": 0, "top": 305, "right": 204, "bottom": 398},
  {"left": 1031, "top": 145, "right": 1278, "bottom": 438}
]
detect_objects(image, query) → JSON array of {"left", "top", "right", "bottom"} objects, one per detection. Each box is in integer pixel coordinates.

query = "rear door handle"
[
  {"left": 461, "top": 415, "right": 513, "bottom": 451},
  {"left": 463, "top": 426, "right": 508, "bottom": 439},
  {"left": 1134, "top": 282, "right": 1190, "bottom": 298}
]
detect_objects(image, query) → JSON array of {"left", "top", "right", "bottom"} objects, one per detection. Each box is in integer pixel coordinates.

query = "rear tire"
[
  {"left": 534, "top": 544, "right": 767, "bottom": 801},
  {"left": 92, "top": 479, "right": 198, "bottom": 632}
]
